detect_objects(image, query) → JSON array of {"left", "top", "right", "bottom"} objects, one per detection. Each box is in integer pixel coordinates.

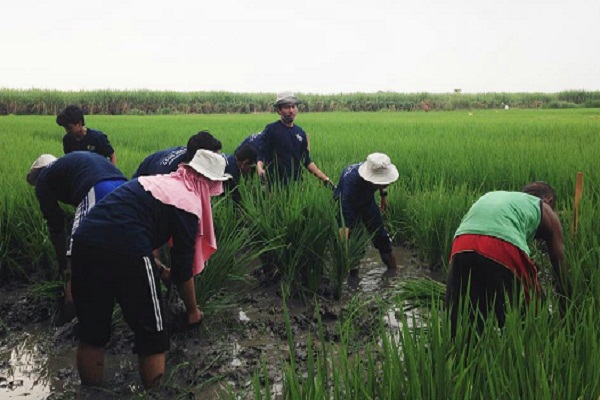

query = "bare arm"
[
  {"left": 379, "top": 188, "right": 389, "bottom": 211},
  {"left": 536, "top": 202, "right": 567, "bottom": 299},
  {"left": 176, "top": 277, "right": 202, "bottom": 325},
  {"left": 256, "top": 160, "right": 265, "bottom": 177},
  {"left": 306, "top": 162, "right": 330, "bottom": 183}
]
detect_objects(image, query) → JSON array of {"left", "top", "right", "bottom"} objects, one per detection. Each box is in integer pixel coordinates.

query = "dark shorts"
[
  {"left": 445, "top": 251, "right": 521, "bottom": 337},
  {"left": 338, "top": 200, "right": 392, "bottom": 255},
  {"left": 71, "top": 241, "right": 169, "bottom": 355}
]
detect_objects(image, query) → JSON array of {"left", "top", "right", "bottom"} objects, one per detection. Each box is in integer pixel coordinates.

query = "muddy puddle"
[{"left": 0, "top": 245, "right": 443, "bottom": 399}]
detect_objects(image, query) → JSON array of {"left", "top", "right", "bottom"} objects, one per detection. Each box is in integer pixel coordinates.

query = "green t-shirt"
[{"left": 454, "top": 191, "right": 542, "bottom": 256}]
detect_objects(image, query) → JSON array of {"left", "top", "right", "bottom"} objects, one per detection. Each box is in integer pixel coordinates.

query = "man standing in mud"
[
  {"left": 57, "top": 105, "right": 117, "bottom": 165},
  {"left": 256, "top": 93, "right": 331, "bottom": 187},
  {"left": 71, "top": 149, "right": 230, "bottom": 388},
  {"left": 446, "top": 182, "right": 566, "bottom": 338},
  {"left": 26, "top": 152, "right": 127, "bottom": 324},
  {"left": 334, "top": 153, "right": 400, "bottom": 278}
]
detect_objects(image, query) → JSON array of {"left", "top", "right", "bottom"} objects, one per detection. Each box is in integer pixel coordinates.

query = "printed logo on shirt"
[
  {"left": 343, "top": 164, "right": 360, "bottom": 178},
  {"left": 295, "top": 134, "right": 303, "bottom": 142},
  {"left": 161, "top": 148, "right": 187, "bottom": 165}
]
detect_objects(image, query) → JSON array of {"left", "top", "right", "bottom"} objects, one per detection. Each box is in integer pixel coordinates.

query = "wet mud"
[{"left": 0, "top": 245, "right": 443, "bottom": 399}]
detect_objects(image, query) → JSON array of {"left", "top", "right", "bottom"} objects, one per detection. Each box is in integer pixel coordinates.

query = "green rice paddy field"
[{"left": 1, "top": 109, "right": 600, "bottom": 398}]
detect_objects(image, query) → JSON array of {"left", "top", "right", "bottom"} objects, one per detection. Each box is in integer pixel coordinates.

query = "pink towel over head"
[{"left": 138, "top": 165, "right": 223, "bottom": 275}]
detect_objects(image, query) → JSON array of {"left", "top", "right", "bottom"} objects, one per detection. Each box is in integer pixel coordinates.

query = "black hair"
[
  {"left": 234, "top": 144, "right": 257, "bottom": 164},
  {"left": 522, "top": 181, "right": 556, "bottom": 203},
  {"left": 182, "top": 131, "right": 223, "bottom": 162},
  {"left": 56, "top": 105, "right": 85, "bottom": 127}
]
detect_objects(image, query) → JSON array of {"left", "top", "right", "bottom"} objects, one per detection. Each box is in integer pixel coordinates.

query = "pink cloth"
[{"left": 138, "top": 165, "right": 223, "bottom": 275}]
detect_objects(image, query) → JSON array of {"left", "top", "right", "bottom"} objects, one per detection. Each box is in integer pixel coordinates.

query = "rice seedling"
[
  {"left": 194, "top": 197, "right": 270, "bottom": 310},
  {"left": 240, "top": 177, "right": 336, "bottom": 297}
]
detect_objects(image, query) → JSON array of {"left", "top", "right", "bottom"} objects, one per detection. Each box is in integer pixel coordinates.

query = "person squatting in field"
[
  {"left": 57, "top": 105, "right": 117, "bottom": 165},
  {"left": 445, "top": 181, "right": 566, "bottom": 338},
  {"left": 70, "top": 149, "right": 231, "bottom": 388},
  {"left": 334, "top": 153, "right": 400, "bottom": 278},
  {"left": 26, "top": 152, "right": 127, "bottom": 325},
  {"left": 256, "top": 93, "right": 330, "bottom": 188},
  {"left": 220, "top": 144, "right": 258, "bottom": 204}
]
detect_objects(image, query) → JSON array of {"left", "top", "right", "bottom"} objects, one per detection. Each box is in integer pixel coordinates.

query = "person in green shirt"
[{"left": 446, "top": 181, "right": 565, "bottom": 338}]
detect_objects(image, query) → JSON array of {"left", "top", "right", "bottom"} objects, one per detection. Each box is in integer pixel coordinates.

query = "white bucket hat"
[
  {"left": 26, "top": 154, "right": 57, "bottom": 185},
  {"left": 274, "top": 92, "right": 300, "bottom": 107},
  {"left": 358, "top": 153, "right": 399, "bottom": 185},
  {"left": 185, "top": 149, "right": 232, "bottom": 181}
]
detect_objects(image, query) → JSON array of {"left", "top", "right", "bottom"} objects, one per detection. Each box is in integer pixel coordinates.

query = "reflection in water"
[{"left": 0, "top": 326, "right": 74, "bottom": 399}]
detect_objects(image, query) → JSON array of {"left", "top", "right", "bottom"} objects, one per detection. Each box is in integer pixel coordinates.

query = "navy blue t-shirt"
[
  {"left": 235, "top": 131, "right": 264, "bottom": 153},
  {"left": 63, "top": 128, "right": 115, "bottom": 159},
  {"left": 258, "top": 121, "right": 312, "bottom": 183},
  {"left": 333, "top": 163, "right": 377, "bottom": 226},
  {"left": 35, "top": 152, "right": 126, "bottom": 233},
  {"left": 132, "top": 146, "right": 187, "bottom": 178},
  {"left": 73, "top": 179, "right": 198, "bottom": 283},
  {"left": 222, "top": 154, "right": 242, "bottom": 203},
  {"left": 223, "top": 154, "right": 240, "bottom": 186}
]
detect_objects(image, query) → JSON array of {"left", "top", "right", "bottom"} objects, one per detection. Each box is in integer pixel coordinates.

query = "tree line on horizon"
[{"left": 1, "top": 89, "right": 599, "bottom": 115}]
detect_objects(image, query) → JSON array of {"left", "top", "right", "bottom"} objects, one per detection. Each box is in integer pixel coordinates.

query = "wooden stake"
[{"left": 572, "top": 172, "right": 584, "bottom": 236}]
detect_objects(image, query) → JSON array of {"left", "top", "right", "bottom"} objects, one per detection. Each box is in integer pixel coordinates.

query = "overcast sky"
[{"left": 1, "top": 0, "right": 599, "bottom": 94}]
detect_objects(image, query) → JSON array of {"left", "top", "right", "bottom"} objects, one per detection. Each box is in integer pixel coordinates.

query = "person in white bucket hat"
[
  {"left": 333, "top": 153, "right": 400, "bottom": 279},
  {"left": 27, "top": 152, "right": 127, "bottom": 326},
  {"left": 256, "top": 92, "right": 331, "bottom": 187},
  {"left": 70, "top": 149, "right": 230, "bottom": 389}
]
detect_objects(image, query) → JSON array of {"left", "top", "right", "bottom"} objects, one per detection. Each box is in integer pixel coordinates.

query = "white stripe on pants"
[
  {"left": 143, "top": 256, "right": 163, "bottom": 332},
  {"left": 67, "top": 186, "right": 97, "bottom": 256}
]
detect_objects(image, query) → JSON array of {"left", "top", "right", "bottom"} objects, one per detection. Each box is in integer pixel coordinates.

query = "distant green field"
[{"left": 2, "top": 109, "right": 599, "bottom": 279}]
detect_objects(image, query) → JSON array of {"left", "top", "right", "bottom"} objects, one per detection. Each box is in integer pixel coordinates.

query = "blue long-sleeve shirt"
[
  {"left": 73, "top": 179, "right": 198, "bottom": 283},
  {"left": 235, "top": 131, "right": 264, "bottom": 153},
  {"left": 258, "top": 121, "right": 312, "bottom": 183},
  {"left": 333, "top": 163, "right": 376, "bottom": 226},
  {"left": 35, "top": 152, "right": 126, "bottom": 233},
  {"left": 132, "top": 147, "right": 187, "bottom": 178}
]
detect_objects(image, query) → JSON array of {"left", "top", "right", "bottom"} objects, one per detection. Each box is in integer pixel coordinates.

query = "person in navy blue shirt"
[
  {"left": 132, "top": 131, "right": 222, "bottom": 178},
  {"left": 256, "top": 93, "right": 330, "bottom": 187},
  {"left": 70, "top": 149, "right": 230, "bottom": 389},
  {"left": 222, "top": 144, "right": 258, "bottom": 203},
  {"left": 334, "top": 153, "right": 399, "bottom": 278},
  {"left": 57, "top": 105, "right": 117, "bottom": 165},
  {"left": 26, "top": 151, "right": 127, "bottom": 321},
  {"left": 235, "top": 131, "right": 264, "bottom": 154}
]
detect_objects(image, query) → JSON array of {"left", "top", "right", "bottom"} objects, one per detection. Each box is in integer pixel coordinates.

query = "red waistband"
[{"left": 451, "top": 234, "right": 540, "bottom": 299}]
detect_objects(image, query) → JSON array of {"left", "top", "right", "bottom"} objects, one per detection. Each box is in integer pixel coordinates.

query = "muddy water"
[{"left": 0, "top": 245, "right": 443, "bottom": 399}]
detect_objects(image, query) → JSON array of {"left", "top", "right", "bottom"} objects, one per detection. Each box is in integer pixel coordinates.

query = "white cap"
[{"left": 26, "top": 154, "right": 57, "bottom": 185}]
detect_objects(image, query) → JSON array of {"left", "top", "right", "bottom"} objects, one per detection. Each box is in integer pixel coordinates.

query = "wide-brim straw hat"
[
  {"left": 26, "top": 154, "right": 57, "bottom": 185},
  {"left": 274, "top": 92, "right": 300, "bottom": 107},
  {"left": 358, "top": 153, "right": 399, "bottom": 185},
  {"left": 185, "top": 149, "right": 232, "bottom": 181}
]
